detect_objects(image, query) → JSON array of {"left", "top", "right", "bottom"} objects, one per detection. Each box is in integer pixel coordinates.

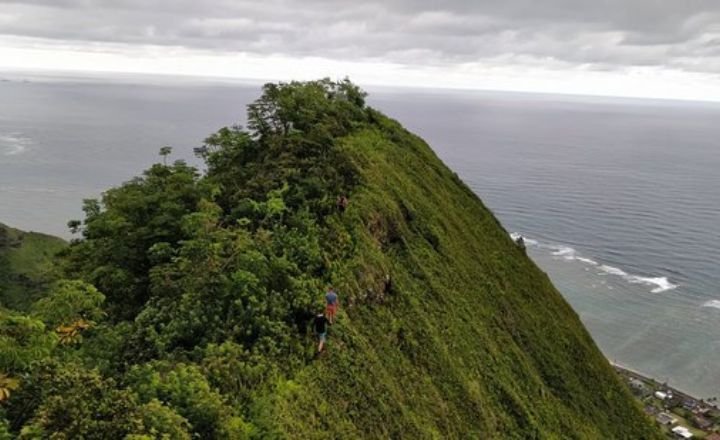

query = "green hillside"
[
  {"left": 0, "top": 80, "right": 660, "bottom": 439},
  {"left": 248, "top": 90, "right": 660, "bottom": 439},
  {"left": 0, "top": 223, "right": 66, "bottom": 310}
]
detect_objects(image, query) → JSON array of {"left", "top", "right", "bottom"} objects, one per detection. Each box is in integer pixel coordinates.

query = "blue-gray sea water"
[{"left": 1, "top": 72, "right": 719, "bottom": 398}]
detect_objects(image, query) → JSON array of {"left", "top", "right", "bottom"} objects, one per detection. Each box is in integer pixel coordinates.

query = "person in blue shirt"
[{"left": 325, "top": 287, "right": 339, "bottom": 324}]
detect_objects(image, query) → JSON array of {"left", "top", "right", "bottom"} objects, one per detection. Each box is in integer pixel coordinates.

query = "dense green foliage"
[{"left": 0, "top": 79, "right": 661, "bottom": 438}]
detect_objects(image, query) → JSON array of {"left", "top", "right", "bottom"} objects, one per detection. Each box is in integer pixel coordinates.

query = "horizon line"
[{"left": 4, "top": 66, "right": 720, "bottom": 107}]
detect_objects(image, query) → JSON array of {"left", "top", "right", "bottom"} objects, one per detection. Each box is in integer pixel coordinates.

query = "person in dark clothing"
[
  {"left": 314, "top": 312, "right": 330, "bottom": 353},
  {"left": 337, "top": 195, "right": 349, "bottom": 212}
]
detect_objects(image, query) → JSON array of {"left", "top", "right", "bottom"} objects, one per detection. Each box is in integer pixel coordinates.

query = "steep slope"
[
  {"left": 258, "top": 114, "right": 660, "bottom": 438},
  {"left": 1, "top": 80, "right": 661, "bottom": 439},
  {"left": 0, "top": 223, "right": 65, "bottom": 310}
]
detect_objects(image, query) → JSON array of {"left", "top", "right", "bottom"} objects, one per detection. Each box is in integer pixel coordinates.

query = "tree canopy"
[{"left": 1, "top": 79, "right": 371, "bottom": 438}]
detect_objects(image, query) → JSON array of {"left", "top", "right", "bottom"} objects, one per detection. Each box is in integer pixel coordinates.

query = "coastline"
[
  {"left": 610, "top": 360, "right": 716, "bottom": 406},
  {"left": 611, "top": 360, "right": 720, "bottom": 437}
]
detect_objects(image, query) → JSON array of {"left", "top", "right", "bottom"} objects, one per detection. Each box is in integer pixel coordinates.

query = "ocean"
[{"left": 2, "top": 72, "right": 719, "bottom": 398}]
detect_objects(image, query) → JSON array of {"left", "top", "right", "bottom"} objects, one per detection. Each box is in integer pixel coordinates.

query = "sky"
[{"left": 2, "top": 0, "right": 720, "bottom": 100}]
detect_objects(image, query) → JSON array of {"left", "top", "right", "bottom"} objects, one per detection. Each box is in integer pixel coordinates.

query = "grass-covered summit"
[{"left": 0, "top": 80, "right": 660, "bottom": 439}]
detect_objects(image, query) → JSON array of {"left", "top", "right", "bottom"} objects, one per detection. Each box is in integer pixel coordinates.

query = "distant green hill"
[
  {"left": 0, "top": 80, "right": 661, "bottom": 439},
  {"left": 0, "top": 223, "right": 66, "bottom": 310}
]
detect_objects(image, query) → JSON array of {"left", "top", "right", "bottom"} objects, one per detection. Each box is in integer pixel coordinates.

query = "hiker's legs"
[
  {"left": 317, "top": 333, "right": 326, "bottom": 352},
  {"left": 326, "top": 305, "right": 336, "bottom": 324}
]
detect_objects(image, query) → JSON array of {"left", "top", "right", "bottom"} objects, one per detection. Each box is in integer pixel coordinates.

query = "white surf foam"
[
  {"left": 702, "top": 300, "right": 720, "bottom": 310},
  {"left": 627, "top": 276, "right": 678, "bottom": 293},
  {"left": 0, "top": 133, "right": 31, "bottom": 156},
  {"left": 597, "top": 265, "right": 677, "bottom": 293},
  {"left": 576, "top": 257, "right": 599, "bottom": 266},
  {"left": 552, "top": 246, "right": 576, "bottom": 259},
  {"left": 509, "top": 232, "right": 678, "bottom": 294},
  {"left": 599, "top": 265, "right": 628, "bottom": 277},
  {"left": 509, "top": 233, "right": 539, "bottom": 246}
]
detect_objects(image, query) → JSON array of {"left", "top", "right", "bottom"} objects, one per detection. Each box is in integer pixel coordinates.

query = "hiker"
[
  {"left": 325, "top": 287, "right": 339, "bottom": 324},
  {"left": 314, "top": 312, "right": 329, "bottom": 353},
  {"left": 337, "top": 195, "right": 349, "bottom": 212}
]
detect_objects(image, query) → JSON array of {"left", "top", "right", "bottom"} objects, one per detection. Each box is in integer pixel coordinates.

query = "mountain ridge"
[
  {"left": 251, "top": 109, "right": 661, "bottom": 438},
  {"left": 0, "top": 80, "right": 660, "bottom": 439}
]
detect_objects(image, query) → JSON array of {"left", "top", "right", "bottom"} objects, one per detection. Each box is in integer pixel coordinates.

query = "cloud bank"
[{"left": 2, "top": 0, "right": 720, "bottom": 99}]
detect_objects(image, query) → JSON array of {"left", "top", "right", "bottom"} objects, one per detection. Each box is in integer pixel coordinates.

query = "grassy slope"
[
  {"left": 260, "top": 115, "right": 661, "bottom": 438},
  {"left": 0, "top": 223, "right": 66, "bottom": 310}
]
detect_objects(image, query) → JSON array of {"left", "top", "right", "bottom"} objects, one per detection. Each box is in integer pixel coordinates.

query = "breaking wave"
[
  {"left": 510, "top": 232, "right": 678, "bottom": 294},
  {"left": 0, "top": 133, "right": 32, "bottom": 156},
  {"left": 702, "top": 300, "right": 720, "bottom": 310}
]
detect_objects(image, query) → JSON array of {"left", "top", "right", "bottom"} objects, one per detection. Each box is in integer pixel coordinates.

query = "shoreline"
[{"left": 610, "top": 360, "right": 719, "bottom": 409}]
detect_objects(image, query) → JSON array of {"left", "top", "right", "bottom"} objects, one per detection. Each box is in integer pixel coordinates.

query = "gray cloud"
[{"left": 1, "top": 0, "right": 720, "bottom": 73}]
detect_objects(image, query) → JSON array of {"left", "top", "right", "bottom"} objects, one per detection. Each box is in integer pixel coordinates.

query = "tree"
[
  {"left": 62, "top": 161, "right": 204, "bottom": 320},
  {"left": 10, "top": 363, "right": 142, "bottom": 439},
  {"left": 204, "top": 79, "right": 363, "bottom": 224},
  {"left": 127, "top": 362, "right": 251, "bottom": 438},
  {"left": 0, "top": 311, "right": 56, "bottom": 374},
  {"left": 159, "top": 146, "right": 173, "bottom": 165},
  {"left": 34, "top": 79, "right": 374, "bottom": 437},
  {"left": 202, "top": 341, "right": 279, "bottom": 409},
  {"left": 67, "top": 220, "right": 82, "bottom": 235},
  {"left": 32, "top": 280, "right": 105, "bottom": 330},
  {"left": 129, "top": 399, "right": 192, "bottom": 440}
]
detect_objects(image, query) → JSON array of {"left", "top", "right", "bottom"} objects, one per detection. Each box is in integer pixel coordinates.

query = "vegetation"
[
  {"left": 0, "top": 224, "right": 65, "bottom": 310},
  {"left": 0, "top": 79, "right": 661, "bottom": 438}
]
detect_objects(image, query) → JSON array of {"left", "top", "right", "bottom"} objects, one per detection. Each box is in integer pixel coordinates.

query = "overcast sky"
[{"left": 2, "top": 0, "right": 720, "bottom": 100}]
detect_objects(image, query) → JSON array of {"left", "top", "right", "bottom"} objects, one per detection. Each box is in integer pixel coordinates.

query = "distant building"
[
  {"left": 693, "top": 404, "right": 711, "bottom": 415},
  {"left": 644, "top": 405, "right": 658, "bottom": 416},
  {"left": 707, "top": 408, "right": 720, "bottom": 419},
  {"left": 684, "top": 399, "right": 698, "bottom": 411},
  {"left": 671, "top": 426, "right": 693, "bottom": 439},
  {"left": 655, "top": 391, "right": 669, "bottom": 400},
  {"left": 667, "top": 395, "right": 683, "bottom": 408},
  {"left": 629, "top": 377, "right": 643, "bottom": 387},
  {"left": 693, "top": 415, "right": 712, "bottom": 430},
  {"left": 656, "top": 412, "right": 677, "bottom": 425},
  {"left": 629, "top": 378, "right": 650, "bottom": 396}
]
